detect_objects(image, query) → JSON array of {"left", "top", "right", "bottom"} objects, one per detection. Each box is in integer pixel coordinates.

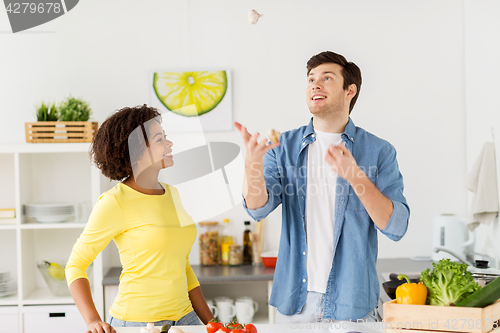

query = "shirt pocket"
[{"left": 346, "top": 173, "right": 376, "bottom": 212}]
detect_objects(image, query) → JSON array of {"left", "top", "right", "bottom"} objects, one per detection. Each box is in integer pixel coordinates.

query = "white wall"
[
  {"left": 464, "top": 0, "right": 500, "bottom": 268},
  {"left": 0, "top": 0, "right": 472, "bottom": 260}
]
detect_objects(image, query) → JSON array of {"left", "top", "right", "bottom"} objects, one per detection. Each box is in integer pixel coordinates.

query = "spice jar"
[
  {"left": 229, "top": 245, "right": 243, "bottom": 266},
  {"left": 199, "top": 221, "right": 219, "bottom": 266}
]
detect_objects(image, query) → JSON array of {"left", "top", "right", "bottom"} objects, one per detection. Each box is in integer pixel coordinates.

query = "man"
[{"left": 234, "top": 51, "right": 409, "bottom": 322}]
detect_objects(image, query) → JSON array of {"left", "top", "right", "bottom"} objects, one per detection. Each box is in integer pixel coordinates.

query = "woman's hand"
[
  {"left": 69, "top": 278, "right": 114, "bottom": 333},
  {"left": 87, "top": 320, "right": 116, "bottom": 333}
]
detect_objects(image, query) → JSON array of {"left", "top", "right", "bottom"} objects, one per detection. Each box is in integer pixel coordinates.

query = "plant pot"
[{"left": 25, "top": 121, "right": 98, "bottom": 143}]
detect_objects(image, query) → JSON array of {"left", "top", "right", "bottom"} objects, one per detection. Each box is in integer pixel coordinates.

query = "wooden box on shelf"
[
  {"left": 383, "top": 299, "right": 500, "bottom": 333},
  {"left": 25, "top": 122, "right": 98, "bottom": 143}
]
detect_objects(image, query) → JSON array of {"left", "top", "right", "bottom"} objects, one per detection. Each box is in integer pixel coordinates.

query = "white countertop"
[{"left": 114, "top": 323, "right": 384, "bottom": 333}]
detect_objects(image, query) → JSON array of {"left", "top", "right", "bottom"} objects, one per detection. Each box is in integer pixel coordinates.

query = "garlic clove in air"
[
  {"left": 147, "top": 323, "right": 155, "bottom": 330},
  {"left": 140, "top": 328, "right": 150, "bottom": 333},
  {"left": 248, "top": 9, "right": 263, "bottom": 24},
  {"left": 268, "top": 129, "right": 281, "bottom": 144}
]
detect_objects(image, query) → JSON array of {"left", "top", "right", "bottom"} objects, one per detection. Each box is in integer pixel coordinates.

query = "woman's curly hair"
[{"left": 90, "top": 105, "right": 162, "bottom": 181}]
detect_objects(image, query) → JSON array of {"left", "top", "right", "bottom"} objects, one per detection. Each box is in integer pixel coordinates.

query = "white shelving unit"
[
  {"left": 0, "top": 143, "right": 105, "bottom": 333},
  {"left": 0, "top": 143, "right": 272, "bottom": 330}
]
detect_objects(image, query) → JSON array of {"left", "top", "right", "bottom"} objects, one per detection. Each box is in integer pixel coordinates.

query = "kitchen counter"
[
  {"left": 103, "top": 265, "right": 276, "bottom": 323},
  {"left": 104, "top": 258, "right": 433, "bottom": 323},
  {"left": 104, "top": 258, "right": 430, "bottom": 286},
  {"left": 103, "top": 265, "right": 275, "bottom": 285},
  {"left": 113, "top": 322, "right": 383, "bottom": 333}
]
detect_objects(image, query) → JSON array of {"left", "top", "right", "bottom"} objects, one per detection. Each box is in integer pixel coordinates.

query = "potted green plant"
[
  {"left": 26, "top": 96, "right": 98, "bottom": 143},
  {"left": 58, "top": 96, "right": 92, "bottom": 121},
  {"left": 35, "top": 102, "right": 58, "bottom": 121}
]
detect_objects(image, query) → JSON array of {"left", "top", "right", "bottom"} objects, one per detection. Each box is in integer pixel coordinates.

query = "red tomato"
[
  {"left": 226, "top": 321, "right": 243, "bottom": 331},
  {"left": 227, "top": 322, "right": 242, "bottom": 329},
  {"left": 231, "top": 329, "right": 245, "bottom": 333},
  {"left": 207, "top": 321, "right": 224, "bottom": 333},
  {"left": 244, "top": 324, "right": 257, "bottom": 333}
]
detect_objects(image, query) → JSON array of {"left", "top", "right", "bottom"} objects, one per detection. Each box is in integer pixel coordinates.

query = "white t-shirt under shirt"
[{"left": 305, "top": 130, "right": 343, "bottom": 293}]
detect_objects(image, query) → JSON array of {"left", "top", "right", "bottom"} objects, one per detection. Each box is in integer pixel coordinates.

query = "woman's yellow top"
[{"left": 66, "top": 182, "right": 199, "bottom": 322}]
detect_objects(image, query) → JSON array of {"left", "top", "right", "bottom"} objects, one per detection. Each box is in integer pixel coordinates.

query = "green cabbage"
[{"left": 420, "top": 259, "right": 480, "bottom": 306}]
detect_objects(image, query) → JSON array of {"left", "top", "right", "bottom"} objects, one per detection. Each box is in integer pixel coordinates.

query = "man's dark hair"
[
  {"left": 90, "top": 104, "right": 161, "bottom": 181},
  {"left": 306, "top": 51, "right": 362, "bottom": 114}
]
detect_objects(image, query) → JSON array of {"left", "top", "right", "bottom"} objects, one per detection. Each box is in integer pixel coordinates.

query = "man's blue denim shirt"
[{"left": 243, "top": 117, "right": 410, "bottom": 321}]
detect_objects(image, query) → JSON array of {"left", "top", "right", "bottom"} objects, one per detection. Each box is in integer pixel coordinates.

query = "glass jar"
[
  {"left": 199, "top": 221, "right": 219, "bottom": 266},
  {"left": 228, "top": 244, "right": 243, "bottom": 266}
]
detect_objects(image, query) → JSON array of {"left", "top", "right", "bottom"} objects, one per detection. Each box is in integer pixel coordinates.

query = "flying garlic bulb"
[
  {"left": 248, "top": 9, "right": 263, "bottom": 24},
  {"left": 268, "top": 129, "right": 281, "bottom": 144}
]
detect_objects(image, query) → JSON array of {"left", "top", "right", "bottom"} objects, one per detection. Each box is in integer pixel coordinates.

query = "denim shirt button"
[
  {"left": 302, "top": 279, "right": 306, "bottom": 283},
  {"left": 303, "top": 252, "right": 306, "bottom": 255}
]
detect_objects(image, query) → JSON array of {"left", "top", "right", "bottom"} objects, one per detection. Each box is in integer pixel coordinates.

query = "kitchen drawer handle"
[{"left": 49, "top": 312, "right": 66, "bottom": 318}]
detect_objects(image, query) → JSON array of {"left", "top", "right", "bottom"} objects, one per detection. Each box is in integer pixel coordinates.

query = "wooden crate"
[
  {"left": 383, "top": 300, "right": 500, "bottom": 333},
  {"left": 25, "top": 122, "right": 98, "bottom": 143}
]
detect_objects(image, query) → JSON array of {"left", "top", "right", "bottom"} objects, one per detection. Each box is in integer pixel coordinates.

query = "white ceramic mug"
[
  {"left": 235, "top": 300, "right": 255, "bottom": 324},
  {"left": 236, "top": 296, "right": 259, "bottom": 313},
  {"left": 215, "top": 297, "right": 236, "bottom": 323},
  {"left": 206, "top": 299, "right": 218, "bottom": 319}
]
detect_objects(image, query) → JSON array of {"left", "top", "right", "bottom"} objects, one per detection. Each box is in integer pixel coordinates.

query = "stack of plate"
[
  {"left": 0, "top": 270, "right": 16, "bottom": 297},
  {"left": 23, "top": 203, "right": 75, "bottom": 223}
]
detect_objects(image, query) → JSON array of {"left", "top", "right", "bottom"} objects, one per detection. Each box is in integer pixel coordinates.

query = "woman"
[{"left": 66, "top": 105, "right": 214, "bottom": 333}]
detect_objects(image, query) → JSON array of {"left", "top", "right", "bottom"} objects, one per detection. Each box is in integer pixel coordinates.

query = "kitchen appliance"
[
  {"left": 468, "top": 260, "right": 500, "bottom": 287},
  {"left": 432, "top": 214, "right": 474, "bottom": 262}
]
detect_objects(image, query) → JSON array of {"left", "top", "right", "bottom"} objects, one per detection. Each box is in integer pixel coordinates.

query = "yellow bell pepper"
[{"left": 396, "top": 274, "right": 428, "bottom": 305}]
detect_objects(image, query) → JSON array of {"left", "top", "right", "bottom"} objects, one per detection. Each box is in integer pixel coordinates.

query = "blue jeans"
[
  {"left": 275, "top": 291, "right": 379, "bottom": 323},
  {"left": 109, "top": 311, "right": 200, "bottom": 327}
]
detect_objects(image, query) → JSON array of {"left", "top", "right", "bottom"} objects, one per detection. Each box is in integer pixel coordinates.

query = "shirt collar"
[
  {"left": 303, "top": 117, "right": 356, "bottom": 142},
  {"left": 303, "top": 117, "right": 315, "bottom": 139},
  {"left": 343, "top": 117, "right": 356, "bottom": 143}
]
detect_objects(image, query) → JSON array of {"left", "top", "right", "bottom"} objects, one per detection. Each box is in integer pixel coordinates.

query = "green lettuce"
[{"left": 420, "top": 259, "right": 481, "bottom": 306}]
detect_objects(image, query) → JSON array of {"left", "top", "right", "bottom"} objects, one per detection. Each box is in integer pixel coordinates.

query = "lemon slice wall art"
[{"left": 151, "top": 69, "right": 232, "bottom": 132}]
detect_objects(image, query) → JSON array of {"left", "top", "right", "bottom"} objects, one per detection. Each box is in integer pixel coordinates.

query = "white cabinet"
[
  {"left": 23, "top": 305, "right": 87, "bottom": 333},
  {"left": 0, "top": 143, "right": 106, "bottom": 333},
  {"left": 0, "top": 306, "right": 19, "bottom": 332}
]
